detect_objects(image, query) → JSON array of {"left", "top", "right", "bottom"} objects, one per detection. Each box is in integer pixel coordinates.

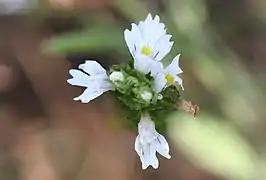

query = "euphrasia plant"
[{"left": 67, "top": 14, "right": 187, "bottom": 170}]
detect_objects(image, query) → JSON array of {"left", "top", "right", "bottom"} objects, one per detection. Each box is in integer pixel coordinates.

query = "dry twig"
[{"left": 176, "top": 99, "right": 199, "bottom": 117}]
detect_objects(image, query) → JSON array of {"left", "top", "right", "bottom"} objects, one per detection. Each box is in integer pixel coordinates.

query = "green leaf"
[
  {"left": 44, "top": 24, "right": 127, "bottom": 54},
  {"left": 168, "top": 113, "right": 259, "bottom": 180}
]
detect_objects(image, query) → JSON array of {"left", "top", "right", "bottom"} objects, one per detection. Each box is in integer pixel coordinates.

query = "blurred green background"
[{"left": 0, "top": 0, "right": 266, "bottom": 180}]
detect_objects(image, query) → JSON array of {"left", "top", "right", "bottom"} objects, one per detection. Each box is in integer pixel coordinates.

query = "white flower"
[
  {"left": 154, "top": 54, "right": 184, "bottom": 93},
  {"left": 140, "top": 90, "right": 153, "bottom": 102},
  {"left": 67, "top": 60, "right": 113, "bottom": 103},
  {"left": 109, "top": 71, "right": 124, "bottom": 82},
  {"left": 124, "top": 14, "right": 174, "bottom": 75},
  {"left": 134, "top": 113, "right": 171, "bottom": 170}
]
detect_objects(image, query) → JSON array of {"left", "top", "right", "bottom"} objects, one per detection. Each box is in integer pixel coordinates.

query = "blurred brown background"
[{"left": 0, "top": 0, "right": 266, "bottom": 180}]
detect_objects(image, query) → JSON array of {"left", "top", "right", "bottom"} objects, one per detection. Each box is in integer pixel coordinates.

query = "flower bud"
[
  {"left": 140, "top": 90, "right": 153, "bottom": 102},
  {"left": 109, "top": 71, "right": 124, "bottom": 82},
  {"left": 157, "top": 93, "right": 163, "bottom": 100}
]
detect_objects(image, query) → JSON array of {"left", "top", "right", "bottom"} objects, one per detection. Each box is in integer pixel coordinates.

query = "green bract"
[{"left": 109, "top": 59, "right": 180, "bottom": 132}]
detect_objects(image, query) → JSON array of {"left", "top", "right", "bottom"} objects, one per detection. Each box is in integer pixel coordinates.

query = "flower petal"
[
  {"left": 145, "top": 14, "right": 152, "bottom": 21},
  {"left": 73, "top": 88, "right": 101, "bottom": 103},
  {"left": 138, "top": 113, "right": 157, "bottom": 145},
  {"left": 150, "top": 61, "right": 163, "bottom": 77},
  {"left": 174, "top": 76, "right": 184, "bottom": 91},
  {"left": 155, "top": 133, "right": 171, "bottom": 159},
  {"left": 154, "top": 73, "right": 167, "bottom": 93},
  {"left": 141, "top": 144, "right": 159, "bottom": 170},
  {"left": 138, "top": 112, "right": 155, "bottom": 130},
  {"left": 153, "top": 35, "right": 174, "bottom": 61},
  {"left": 138, "top": 15, "right": 166, "bottom": 45},
  {"left": 73, "top": 84, "right": 110, "bottom": 103},
  {"left": 154, "top": 15, "right": 160, "bottom": 23},
  {"left": 165, "top": 54, "right": 183, "bottom": 75},
  {"left": 124, "top": 23, "right": 143, "bottom": 58},
  {"left": 78, "top": 60, "right": 106, "bottom": 76},
  {"left": 133, "top": 55, "right": 153, "bottom": 74},
  {"left": 124, "top": 29, "right": 135, "bottom": 58},
  {"left": 134, "top": 135, "right": 142, "bottom": 157},
  {"left": 67, "top": 69, "right": 92, "bottom": 87}
]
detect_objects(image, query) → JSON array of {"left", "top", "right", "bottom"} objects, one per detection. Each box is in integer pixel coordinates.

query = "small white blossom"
[
  {"left": 109, "top": 71, "right": 124, "bottom": 82},
  {"left": 154, "top": 54, "right": 184, "bottom": 93},
  {"left": 135, "top": 113, "right": 171, "bottom": 170},
  {"left": 124, "top": 14, "right": 173, "bottom": 75},
  {"left": 140, "top": 90, "right": 153, "bottom": 102},
  {"left": 67, "top": 60, "right": 113, "bottom": 103}
]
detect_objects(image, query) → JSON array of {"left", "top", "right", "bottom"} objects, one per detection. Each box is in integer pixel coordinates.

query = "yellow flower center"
[
  {"left": 141, "top": 46, "right": 153, "bottom": 56},
  {"left": 165, "top": 73, "right": 175, "bottom": 84}
]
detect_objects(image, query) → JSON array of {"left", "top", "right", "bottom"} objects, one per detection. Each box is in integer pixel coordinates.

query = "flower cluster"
[{"left": 67, "top": 14, "right": 184, "bottom": 170}]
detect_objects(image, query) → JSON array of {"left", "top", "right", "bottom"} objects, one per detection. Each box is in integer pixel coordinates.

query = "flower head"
[
  {"left": 67, "top": 60, "right": 113, "bottom": 103},
  {"left": 66, "top": 14, "right": 186, "bottom": 171},
  {"left": 154, "top": 54, "right": 184, "bottom": 93},
  {"left": 124, "top": 14, "right": 174, "bottom": 74},
  {"left": 135, "top": 113, "right": 171, "bottom": 170}
]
